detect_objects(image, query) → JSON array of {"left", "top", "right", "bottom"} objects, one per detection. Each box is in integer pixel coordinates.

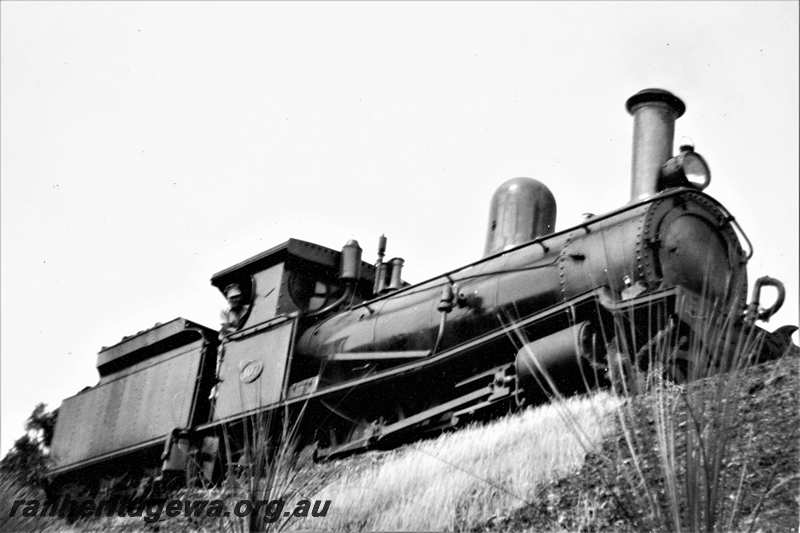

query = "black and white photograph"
[{"left": 1, "top": 2, "right": 798, "bottom": 532}]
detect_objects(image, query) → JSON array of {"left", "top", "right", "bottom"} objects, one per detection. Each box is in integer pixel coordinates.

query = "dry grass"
[
  {"left": 292, "top": 392, "right": 621, "bottom": 532},
  {"left": 60, "top": 393, "right": 617, "bottom": 532}
]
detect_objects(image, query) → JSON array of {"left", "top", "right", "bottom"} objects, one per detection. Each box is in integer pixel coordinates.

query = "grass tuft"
[{"left": 493, "top": 277, "right": 799, "bottom": 532}]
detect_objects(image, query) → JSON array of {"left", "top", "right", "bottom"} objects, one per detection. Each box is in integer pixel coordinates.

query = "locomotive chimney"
[
  {"left": 626, "top": 88, "right": 686, "bottom": 201},
  {"left": 483, "top": 177, "right": 556, "bottom": 257}
]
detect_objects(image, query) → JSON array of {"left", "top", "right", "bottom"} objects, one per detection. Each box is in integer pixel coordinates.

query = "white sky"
[{"left": 1, "top": 2, "right": 797, "bottom": 457}]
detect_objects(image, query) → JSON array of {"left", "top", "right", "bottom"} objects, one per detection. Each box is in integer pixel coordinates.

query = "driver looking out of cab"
[{"left": 219, "top": 283, "right": 250, "bottom": 338}]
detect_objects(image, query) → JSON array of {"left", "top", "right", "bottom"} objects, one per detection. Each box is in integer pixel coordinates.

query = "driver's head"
[{"left": 224, "top": 284, "right": 244, "bottom": 307}]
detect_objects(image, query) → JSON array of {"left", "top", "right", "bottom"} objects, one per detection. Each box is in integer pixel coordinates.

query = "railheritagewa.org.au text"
[{"left": 9, "top": 497, "right": 331, "bottom": 523}]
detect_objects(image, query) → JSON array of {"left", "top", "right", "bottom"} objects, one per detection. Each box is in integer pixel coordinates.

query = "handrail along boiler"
[{"left": 47, "top": 89, "right": 795, "bottom": 496}]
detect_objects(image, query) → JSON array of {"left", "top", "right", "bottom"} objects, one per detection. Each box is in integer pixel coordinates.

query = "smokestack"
[{"left": 626, "top": 89, "right": 686, "bottom": 201}]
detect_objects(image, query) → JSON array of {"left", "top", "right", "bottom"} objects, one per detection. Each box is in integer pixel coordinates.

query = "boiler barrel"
[
  {"left": 297, "top": 204, "right": 649, "bottom": 359},
  {"left": 296, "top": 192, "right": 744, "bottom": 362}
]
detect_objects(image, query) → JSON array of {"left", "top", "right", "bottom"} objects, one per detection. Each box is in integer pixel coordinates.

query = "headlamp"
[{"left": 660, "top": 145, "right": 711, "bottom": 191}]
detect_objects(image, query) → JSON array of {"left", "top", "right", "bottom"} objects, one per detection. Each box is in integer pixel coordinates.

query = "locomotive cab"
[
  {"left": 208, "top": 238, "right": 376, "bottom": 423},
  {"left": 210, "top": 238, "right": 376, "bottom": 328}
]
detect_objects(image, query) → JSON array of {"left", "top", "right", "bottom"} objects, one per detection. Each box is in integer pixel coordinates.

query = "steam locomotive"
[{"left": 47, "top": 89, "right": 794, "bottom": 497}]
